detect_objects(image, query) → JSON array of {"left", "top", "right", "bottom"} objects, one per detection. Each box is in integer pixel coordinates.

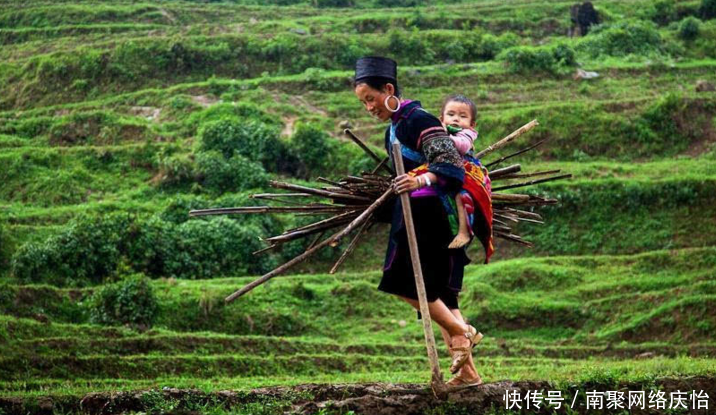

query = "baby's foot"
[{"left": 448, "top": 233, "right": 470, "bottom": 249}]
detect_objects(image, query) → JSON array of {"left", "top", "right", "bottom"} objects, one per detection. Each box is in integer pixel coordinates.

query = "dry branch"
[{"left": 475, "top": 120, "right": 539, "bottom": 159}]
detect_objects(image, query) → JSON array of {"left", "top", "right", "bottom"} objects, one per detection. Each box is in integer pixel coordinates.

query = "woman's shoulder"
[{"left": 397, "top": 101, "right": 442, "bottom": 132}]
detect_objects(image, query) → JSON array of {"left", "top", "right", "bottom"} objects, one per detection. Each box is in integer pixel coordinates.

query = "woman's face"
[{"left": 354, "top": 82, "right": 395, "bottom": 122}]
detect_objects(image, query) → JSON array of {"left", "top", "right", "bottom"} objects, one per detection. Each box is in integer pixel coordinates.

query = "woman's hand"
[{"left": 393, "top": 174, "right": 421, "bottom": 194}]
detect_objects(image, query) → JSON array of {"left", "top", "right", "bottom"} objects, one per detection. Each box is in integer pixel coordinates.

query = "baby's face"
[{"left": 441, "top": 101, "right": 473, "bottom": 130}]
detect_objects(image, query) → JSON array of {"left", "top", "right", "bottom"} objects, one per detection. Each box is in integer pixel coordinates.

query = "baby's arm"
[{"left": 450, "top": 128, "right": 478, "bottom": 156}]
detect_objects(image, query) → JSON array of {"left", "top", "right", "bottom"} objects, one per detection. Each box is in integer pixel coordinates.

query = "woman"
[{"left": 353, "top": 56, "right": 483, "bottom": 386}]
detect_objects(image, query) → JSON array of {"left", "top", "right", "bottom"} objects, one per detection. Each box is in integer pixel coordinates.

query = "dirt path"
[{"left": 2, "top": 377, "right": 714, "bottom": 414}]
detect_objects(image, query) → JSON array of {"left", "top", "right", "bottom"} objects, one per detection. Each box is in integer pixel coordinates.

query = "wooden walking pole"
[{"left": 391, "top": 142, "right": 446, "bottom": 398}]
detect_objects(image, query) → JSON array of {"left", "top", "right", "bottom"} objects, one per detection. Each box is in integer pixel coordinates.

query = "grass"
[
  {"left": 1, "top": 247, "right": 715, "bottom": 398},
  {"left": 1, "top": 0, "right": 716, "bottom": 412}
]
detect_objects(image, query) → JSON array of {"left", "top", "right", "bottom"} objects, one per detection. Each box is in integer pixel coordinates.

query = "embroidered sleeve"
[
  {"left": 451, "top": 128, "right": 477, "bottom": 155},
  {"left": 405, "top": 111, "right": 464, "bottom": 192}
]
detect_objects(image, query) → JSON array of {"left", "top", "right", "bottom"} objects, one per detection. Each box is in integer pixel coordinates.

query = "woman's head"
[
  {"left": 440, "top": 94, "right": 477, "bottom": 130},
  {"left": 354, "top": 57, "right": 401, "bottom": 122}
]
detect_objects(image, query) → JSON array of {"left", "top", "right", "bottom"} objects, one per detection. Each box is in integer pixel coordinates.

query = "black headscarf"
[{"left": 354, "top": 56, "right": 397, "bottom": 84}]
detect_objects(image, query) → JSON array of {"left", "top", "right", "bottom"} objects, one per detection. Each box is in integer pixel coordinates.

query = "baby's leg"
[{"left": 448, "top": 194, "right": 471, "bottom": 249}]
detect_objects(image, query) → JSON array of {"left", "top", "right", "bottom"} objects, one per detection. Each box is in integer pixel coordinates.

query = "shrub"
[
  {"left": 187, "top": 102, "right": 279, "bottom": 130},
  {"left": 195, "top": 151, "right": 268, "bottom": 193},
  {"left": 48, "top": 111, "right": 147, "bottom": 146},
  {"left": 678, "top": 17, "right": 702, "bottom": 40},
  {"left": 198, "top": 119, "right": 283, "bottom": 172},
  {"left": 702, "top": 0, "right": 716, "bottom": 19},
  {"left": 648, "top": 0, "right": 677, "bottom": 25},
  {"left": 0, "top": 224, "right": 13, "bottom": 275},
  {"left": 11, "top": 213, "right": 132, "bottom": 286},
  {"left": 578, "top": 20, "right": 664, "bottom": 57},
  {"left": 375, "top": 0, "right": 424, "bottom": 6},
  {"left": 164, "top": 218, "right": 271, "bottom": 278},
  {"left": 388, "top": 29, "right": 435, "bottom": 65},
  {"left": 155, "top": 152, "right": 196, "bottom": 188},
  {"left": 88, "top": 274, "right": 158, "bottom": 328},
  {"left": 290, "top": 122, "right": 336, "bottom": 177},
  {"left": 313, "top": 0, "right": 353, "bottom": 6},
  {"left": 497, "top": 44, "right": 576, "bottom": 74}
]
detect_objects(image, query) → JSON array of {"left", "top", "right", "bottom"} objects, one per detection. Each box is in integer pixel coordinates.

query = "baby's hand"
[{"left": 446, "top": 125, "right": 463, "bottom": 135}]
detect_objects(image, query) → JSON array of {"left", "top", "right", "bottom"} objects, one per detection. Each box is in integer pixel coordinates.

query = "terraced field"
[{"left": 1, "top": 0, "right": 716, "bottom": 413}]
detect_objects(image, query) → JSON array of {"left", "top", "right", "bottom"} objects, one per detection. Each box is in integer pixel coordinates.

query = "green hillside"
[{"left": 1, "top": 0, "right": 716, "bottom": 413}]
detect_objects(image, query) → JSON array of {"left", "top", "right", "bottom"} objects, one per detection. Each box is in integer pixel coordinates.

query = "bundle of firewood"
[{"left": 189, "top": 120, "right": 571, "bottom": 302}]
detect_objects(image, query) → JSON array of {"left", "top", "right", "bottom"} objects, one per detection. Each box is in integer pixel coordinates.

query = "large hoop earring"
[{"left": 384, "top": 95, "right": 401, "bottom": 113}]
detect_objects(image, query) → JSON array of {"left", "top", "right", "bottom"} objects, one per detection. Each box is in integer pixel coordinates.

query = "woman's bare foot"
[{"left": 448, "top": 232, "right": 470, "bottom": 249}]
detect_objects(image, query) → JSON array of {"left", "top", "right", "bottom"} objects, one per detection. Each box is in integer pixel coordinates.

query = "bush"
[
  {"left": 375, "top": 0, "right": 424, "bottom": 6},
  {"left": 498, "top": 44, "right": 576, "bottom": 74},
  {"left": 648, "top": 0, "right": 678, "bottom": 25},
  {"left": 0, "top": 224, "right": 13, "bottom": 276},
  {"left": 578, "top": 20, "right": 664, "bottom": 57},
  {"left": 48, "top": 111, "right": 147, "bottom": 146},
  {"left": 702, "top": 0, "right": 716, "bottom": 19},
  {"left": 11, "top": 210, "right": 280, "bottom": 285},
  {"left": 155, "top": 152, "right": 196, "bottom": 188},
  {"left": 198, "top": 119, "right": 283, "bottom": 171},
  {"left": 313, "top": 0, "right": 353, "bottom": 6},
  {"left": 88, "top": 274, "right": 158, "bottom": 328},
  {"left": 195, "top": 151, "right": 268, "bottom": 193},
  {"left": 290, "top": 122, "right": 336, "bottom": 177},
  {"left": 164, "top": 218, "right": 272, "bottom": 278},
  {"left": 11, "top": 213, "right": 132, "bottom": 286},
  {"left": 388, "top": 29, "right": 435, "bottom": 65},
  {"left": 678, "top": 17, "right": 702, "bottom": 40}
]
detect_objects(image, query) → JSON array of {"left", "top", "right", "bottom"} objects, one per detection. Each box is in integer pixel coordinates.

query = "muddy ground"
[{"left": 2, "top": 377, "right": 714, "bottom": 415}]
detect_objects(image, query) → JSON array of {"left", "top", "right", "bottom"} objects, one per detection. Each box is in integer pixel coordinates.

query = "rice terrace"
[{"left": 1, "top": 0, "right": 716, "bottom": 413}]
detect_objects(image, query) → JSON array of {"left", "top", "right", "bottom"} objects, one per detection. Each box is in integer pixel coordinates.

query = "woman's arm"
[{"left": 420, "top": 127, "right": 464, "bottom": 192}]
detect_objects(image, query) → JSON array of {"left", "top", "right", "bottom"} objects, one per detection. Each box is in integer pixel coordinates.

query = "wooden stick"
[
  {"left": 491, "top": 193, "right": 531, "bottom": 202},
  {"left": 250, "top": 193, "right": 313, "bottom": 199},
  {"left": 491, "top": 173, "right": 572, "bottom": 192},
  {"left": 317, "top": 177, "right": 370, "bottom": 195},
  {"left": 490, "top": 169, "right": 561, "bottom": 181},
  {"left": 329, "top": 215, "right": 372, "bottom": 274},
  {"left": 494, "top": 197, "right": 558, "bottom": 206},
  {"left": 498, "top": 207, "right": 543, "bottom": 221},
  {"left": 189, "top": 205, "right": 351, "bottom": 216},
  {"left": 328, "top": 187, "right": 395, "bottom": 247},
  {"left": 252, "top": 244, "right": 278, "bottom": 255},
  {"left": 475, "top": 119, "right": 539, "bottom": 159},
  {"left": 494, "top": 213, "right": 519, "bottom": 223},
  {"left": 488, "top": 164, "right": 521, "bottom": 179},
  {"left": 264, "top": 218, "right": 354, "bottom": 243},
  {"left": 266, "top": 213, "right": 358, "bottom": 243},
  {"left": 495, "top": 231, "right": 534, "bottom": 247},
  {"left": 270, "top": 181, "right": 372, "bottom": 203},
  {"left": 283, "top": 210, "right": 359, "bottom": 234},
  {"left": 224, "top": 188, "right": 395, "bottom": 302},
  {"left": 484, "top": 138, "right": 549, "bottom": 168},
  {"left": 345, "top": 129, "right": 394, "bottom": 175},
  {"left": 391, "top": 141, "right": 445, "bottom": 395},
  {"left": 225, "top": 231, "right": 340, "bottom": 303},
  {"left": 371, "top": 157, "right": 390, "bottom": 175},
  {"left": 305, "top": 230, "right": 326, "bottom": 252}
]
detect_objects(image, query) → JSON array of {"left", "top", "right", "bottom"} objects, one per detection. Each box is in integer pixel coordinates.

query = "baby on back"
[{"left": 439, "top": 94, "right": 479, "bottom": 249}]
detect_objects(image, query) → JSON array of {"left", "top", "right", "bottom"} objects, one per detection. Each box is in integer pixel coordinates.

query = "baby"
[{"left": 439, "top": 94, "right": 479, "bottom": 249}]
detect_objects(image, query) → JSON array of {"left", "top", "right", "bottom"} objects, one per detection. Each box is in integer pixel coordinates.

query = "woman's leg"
[
  {"left": 449, "top": 309, "right": 479, "bottom": 380},
  {"left": 399, "top": 297, "right": 473, "bottom": 352},
  {"left": 438, "top": 309, "right": 480, "bottom": 380}
]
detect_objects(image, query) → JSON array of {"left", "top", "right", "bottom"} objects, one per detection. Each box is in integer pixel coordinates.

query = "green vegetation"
[{"left": 1, "top": 0, "right": 715, "bottom": 412}]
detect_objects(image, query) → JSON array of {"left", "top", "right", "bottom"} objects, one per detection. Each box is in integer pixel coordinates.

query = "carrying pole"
[{"left": 391, "top": 142, "right": 446, "bottom": 398}]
